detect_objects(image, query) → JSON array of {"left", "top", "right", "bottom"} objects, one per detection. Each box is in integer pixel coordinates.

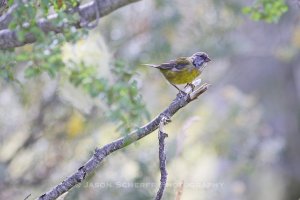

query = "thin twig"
[
  {"left": 24, "top": 193, "right": 31, "bottom": 200},
  {"left": 36, "top": 81, "right": 209, "bottom": 200},
  {"left": 155, "top": 117, "right": 168, "bottom": 200}
]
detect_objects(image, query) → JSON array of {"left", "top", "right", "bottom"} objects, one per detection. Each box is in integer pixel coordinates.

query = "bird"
[{"left": 144, "top": 52, "right": 211, "bottom": 93}]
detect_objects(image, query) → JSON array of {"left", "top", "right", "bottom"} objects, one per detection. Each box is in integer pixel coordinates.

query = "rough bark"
[{"left": 0, "top": 0, "right": 140, "bottom": 49}]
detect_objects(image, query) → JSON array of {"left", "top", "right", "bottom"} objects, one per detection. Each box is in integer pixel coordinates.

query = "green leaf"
[
  {"left": 242, "top": 7, "right": 252, "bottom": 14},
  {"left": 243, "top": 0, "right": 288, "bottom": 23},
  {"left": 25, "top": 67, "right": 41, "bottom": 78},
  {"left": 16, "top": 54, "right": 30, "bottom": 62},
  {"left": 16, "top": 30, "right": 26, "bottom": 42}
]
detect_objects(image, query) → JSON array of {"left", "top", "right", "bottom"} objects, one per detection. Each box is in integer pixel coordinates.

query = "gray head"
[{"left": 190, "top": 52, "right": 211, "bottom": 69}]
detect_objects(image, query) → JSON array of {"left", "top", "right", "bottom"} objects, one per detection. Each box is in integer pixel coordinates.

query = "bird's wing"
[{"left": 158, "top": 57, "right": 191, "bottom": 71}]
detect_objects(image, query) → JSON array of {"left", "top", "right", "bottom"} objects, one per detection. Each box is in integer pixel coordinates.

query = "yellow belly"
[{"left": 160, "top": 68, "right": 201, "bottom": 85}]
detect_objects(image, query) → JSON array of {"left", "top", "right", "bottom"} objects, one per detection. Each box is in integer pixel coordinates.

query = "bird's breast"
[{"left": 160, "top": 68, "right": 201, "bottom": 85}]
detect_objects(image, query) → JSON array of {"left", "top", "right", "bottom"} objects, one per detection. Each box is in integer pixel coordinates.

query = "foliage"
[
  {"left": 67, "top": 60, "right": 150, "bottom": 134},
  {"left": 0, "top": 0, "right": 149, "bottom": 134},
  {"left": 243, "top": 0, "right": 288, "bottom": 23},
  {"left": 1, "top": 0, "right": 84, "bottom": 80}
]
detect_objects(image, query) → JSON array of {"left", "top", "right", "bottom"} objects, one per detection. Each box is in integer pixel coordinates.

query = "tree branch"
[
  {"left": 0, "top": 0, "right": 140, "bottom": 49},
  {"left": 155, "top": 117, "right": 168, "bottom": 200},
  {"left": 0, "top": 1, "right": 18, "bottom": 30},
  {"left": 36, "top": 81, "right": 210, "bottom": 200}
]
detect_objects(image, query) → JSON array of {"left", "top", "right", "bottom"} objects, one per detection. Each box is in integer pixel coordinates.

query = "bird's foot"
[{"left": 184, "top": 83, "right": 196, "bottom": 92}]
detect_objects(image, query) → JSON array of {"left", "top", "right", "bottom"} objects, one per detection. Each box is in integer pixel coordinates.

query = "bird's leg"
[
  {"left": 184, "top": 83, "right": 195, "bottom": 91},
  {"left": 171, "top": 83, "right": 187, "bottom": 97},
  {"left": 171, "top": 83, "right": 181, "bottom": 92}
]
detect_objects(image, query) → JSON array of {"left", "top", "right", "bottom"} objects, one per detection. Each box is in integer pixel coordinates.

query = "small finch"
[{"left": 144, "top": 52, "right": 211, "bottom": 93}]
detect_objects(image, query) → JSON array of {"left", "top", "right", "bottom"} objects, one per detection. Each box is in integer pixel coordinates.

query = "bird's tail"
[{"left": 142, "top": 64, "right": 160, "bottom": 68}]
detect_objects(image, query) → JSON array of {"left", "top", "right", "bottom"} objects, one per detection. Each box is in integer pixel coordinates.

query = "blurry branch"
[
  {"left": 24, "top": 193, "right": 31, "bottom": 200},
  {"left": 0, "top": 0, "right": 140, "bottom": 49},
  {"left": 155, "top": 117, "right": 168, "bottom": 200},
  {"left": 5, "top": 93, "right": 58, "bottom": 165},
  {"left": 37, "top": 81, "right": 210, "bottom": 200},
  {"left": 175, "top": 181, "right": 184, "bottom": 200},
  {"left": 175, "top": 116, "right": 200, "bottom": 156},
  {"left": 0, "top": 1, "right": 17, "bottom": 30}
]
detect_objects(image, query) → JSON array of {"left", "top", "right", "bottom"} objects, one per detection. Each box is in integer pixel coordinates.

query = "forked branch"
[{"left": 37, "top": 81, "right": 210, "bottom": 200}]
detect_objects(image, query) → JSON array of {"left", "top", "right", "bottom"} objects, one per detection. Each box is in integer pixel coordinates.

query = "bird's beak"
[{"left": 205, "top": 57, "right": 211, "bottom": 62}]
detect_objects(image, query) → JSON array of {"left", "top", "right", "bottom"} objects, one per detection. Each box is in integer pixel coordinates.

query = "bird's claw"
[{"left": 185, "top": 83, "right": 196, "bottom": 92}]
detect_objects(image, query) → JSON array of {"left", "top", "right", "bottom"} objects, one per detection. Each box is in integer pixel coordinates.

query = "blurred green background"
[{"left": 0, "top": 0, "right": 300, "bottom": 199}]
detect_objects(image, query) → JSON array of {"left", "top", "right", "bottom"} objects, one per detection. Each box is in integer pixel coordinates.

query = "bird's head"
[{"left": 190, "top": 52, "right": 211, "bottom": 69}]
